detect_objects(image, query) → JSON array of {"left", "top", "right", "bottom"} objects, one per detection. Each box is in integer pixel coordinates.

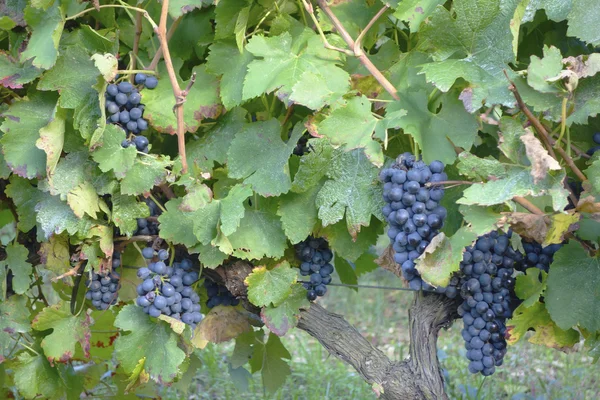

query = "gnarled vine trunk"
[
  {"left": 215, "top": 259, "right": 458, "bottom": 399},
  {"left": 298, "top": 293, "right": 457, "bottom": 399}
]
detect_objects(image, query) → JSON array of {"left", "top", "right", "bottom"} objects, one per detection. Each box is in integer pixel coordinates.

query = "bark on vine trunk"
[
  {"left": 297, "top": 292, "right": 457, "bottom": 399},
  {"left": 214, "top": 260, "right": 458, "bottom": 399}
]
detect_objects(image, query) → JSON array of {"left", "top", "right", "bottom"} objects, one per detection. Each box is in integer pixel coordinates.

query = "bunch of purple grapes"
[
  {"left": 444, "top": 231, "right": 524, "bottom": 376},
  {"left": 379, "top": 152, "right": 447, "bottom": 290},
  {"left": 135, "top": 247, "right": 203, "bottom": 328},
  {"left": 296, "top": 237, "right": 334, "bottom": 301},
  {"left": 521, "top": 240, "right": 562, "bottom": 273},
  {"left": 205, "top": 280, "right": 240, "bottom": 308},
  {"left": 85, "top": 270, "right": 121, "bottom": 310},
  {"left": 105, "top": 75, "right": 156, "bottom": 140}
]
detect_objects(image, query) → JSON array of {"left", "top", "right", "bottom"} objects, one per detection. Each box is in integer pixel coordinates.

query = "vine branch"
[
  {"left": 353, "top": 5, "right": 389, "bottom": 55},
  {"left": 154, "top": 0, "right": 191, "bottom": 174},
  {"left": 148, "top": 16, "right": 182, "bottom": 71},
  {"left": 309, "top": 0, "right": 399, "bottom": 101},
  {"left": 66, "top": 5, "right": 157, "bottom": 28},
  {"left": 504, "top": 72, "right": 587, "bottom": 182},
  {"left": 129, "top": 11, "right": 143, "bottom": 82}
]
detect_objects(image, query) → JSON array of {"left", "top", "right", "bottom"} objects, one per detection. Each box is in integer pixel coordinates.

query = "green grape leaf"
[
  {"left": 226, "top": 208, "right": 288, "bottom": 260},
  {"left": 12, "top": 352, "right": 63, "bottom": 400},
  {"left": 245, "top": 262, "right": 297, "bottom": 307},
  {"left": 456, "top": 152, "right": 569, "bottom": 212},
  {"left": 218, "top": 184, "right": 253, "bottom": 236},
  {"left": 20, "top": 3, "right": 64, "bottom": 69},
  {"left": 0, "top": 243, "right": 32, "bottom": 295},
  {"left": 36, "top": 194, "right": 93, "bottom": 239},
  {"left": 0, "top": 296, "right": 31, "bottom": 361},
  {"left": 191, "top": 243, "right": 228, "bottom": 268},
  {"left": 168, "top": 0, "right": 206, "bottom": 19},
  {"left": 91, "top": 124, "right": 137, "bottom": 178},
  {"left": 114, "top": 305, "right": 186, "bottom": 383},
  {"left": 527, "top": 45, "right": 563, "bottom": 93},
  {"left": 120, "top": 156, "right": 170, "bottom": 196},
  {"left": 5, "top": 176, "right": 44, "bottom": 232},
  {"left": 31, "top": 302, "right": 91, "bottom": 362},
  {"left": 291, "top": 138, "right": 335, "bottom": 193},
  {"left": 0, "top": 90, "right": 58, "bottom": 179},
  {"left": 36, "top": 106, "right": 66, "bottom": 178},
  {"left": 260, "top": 284, "right": 310, "bottom": 336},
  {"left": 243, "top": 30, "right": 350, "bottom": 109},
  {"left": 567, "top": 1, "right": 600, "bottom": 46},
  {"left": 568, "top": 75, "right": 600, "bottom": 125},
  {"left": 334, "top": 254, "right": 358, "bottom": 287},
  {"left": 261, "top": 284, "right": 309, "bottom": 337},
  {"left": 417, "top": 0, "right": 520, "bottom": 112},
  {"left": 0, "top": 51, "right": 41, "bottom": 88},
  {"left": 313, "top": 96, "right": 383, "bottom": 166},
  {"left": 112, "top": 194, "right": 150, "bottom": 238},
  {"left": 47, "top": 151, "right": 94, "bottom": 199},
  {"left": 206, "top": 41, "right": 254, "bottom": 109},
  {"left": 384, "top": 90, "right": 479, "bottom": 164},
  {"left": 393, "top": 0, "right": 445, "bottom": 32},
  {"left": 585, "top": 157, "right": 600, "bottom": 195},
  {"left": 142, "top": 63, "right": 222, "bottom": 134},
  {"left": 545, "top": 241, "right": 600, "bottom": 332},
  {"left": 277, "top": 181, "right": 322, "bottom": 244},
  {"left": 316, "top": 148, "right": 384, "bottom": 237},
  {"left": 66, "top": 181, "right": 102, "bottom": 219},
  {"left": 228, "top": 119, "right": 302, "bottom": 196},
  {"left": 38, "top": 234, "right": 71, "bottom": 275},
  {"left": 248, "top": 333, "right": 291, "bottom": 394},
  {"left": 186, "top": 107, "right": 246, "bottom": 173},
  {"left": 179, "top": 183, "right": 212, "bottom": 212},
  {"left": 158, "top": 198, "right": 199, "bottom": 247},
  {"left": 37, "top": 45, "right": 102, "bottom": 139},
  {"left": 515, "top": 268, "right": 547, "bottom": 308},
  {"left": 522, "top": 0, "right": 571, "bottom": 22},
  {"left": 507, "top": 301, "right": 580, "bottom": 350},
  {"left": 215, "top": 0, "right": 252, "bottom": 40},
  {"left": 322, "top": 219, "right": 381, "bottom": 263}
]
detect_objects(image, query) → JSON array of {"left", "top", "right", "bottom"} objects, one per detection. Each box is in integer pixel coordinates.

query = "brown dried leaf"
[
  {"left": 520, "top": 130, "right": 560, "bottom": 184},
  {"left": 194, "top": 306, "right": 251, "bottom": 345},
  {"left": 504, "top": 212, "right": 549, "bottom": 243},
  {"left": 375, "top": 245, "right": 401, "bottom": 278}
]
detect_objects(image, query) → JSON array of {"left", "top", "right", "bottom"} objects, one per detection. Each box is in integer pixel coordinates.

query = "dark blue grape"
[
  {"left": 107, "top": 84, "right": 119, "bottom": 97},
  {"left": 129, "top": 92, "right": 141, "bottom": 105},
  {"left": 135, "top": 73, "right": 147, "bottom": 85},
  {"left": 118, "top": 81, "right": 133, "bottom": 93},
  {"left": 137, "top": 118, "right": 148, "bottom": 131},
  {"left": 145, "top": 76, "right": 158, "bottom": 89}
]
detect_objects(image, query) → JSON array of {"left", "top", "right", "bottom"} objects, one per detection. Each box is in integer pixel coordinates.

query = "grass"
[{"left": 165, "top": 269, "right": 600, "bottom": 400}]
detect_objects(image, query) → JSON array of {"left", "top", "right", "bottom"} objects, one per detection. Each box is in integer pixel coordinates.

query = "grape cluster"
[
  {"left": 379, "top": 152, "right": 448, "bottom": 290},
  {"left": 85, "top": 270, "right": 121, "bottom": 310},
  {"left": 135, "top": 248, "right": 203, "bottom": 328},
  {"left": 521, "top": 241, "right": 562, "bottom": 272},
  {"left": 296, "top": 237, "right": 334, "bottom": 301},
  {"left": 105, "top": 75, "right": 156, "bottom": 138},
  {"left": 587, "top": 132, "right": 600, "bottom": 155},
  {"left": 135, "top": 198, "right": 161, "bottom": 236},
  {"left": 205, "top": 280, "right": 240, "bottom": 308},
  {"left": 447, "top": 231, "right": 523, "bottom": 376}
]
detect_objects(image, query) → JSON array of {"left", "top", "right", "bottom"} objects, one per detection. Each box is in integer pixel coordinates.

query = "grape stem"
[
  {"left": 504, "top": 71, "right": 587, "bottom": 183},
  {"left": 148, "top": 16, "right": 183, "bottom": 71},
  {"left": 130, "top": 11, "right": 144, "bottom": 83},
  {"left": 512, "top": 196, "right": 544, "bottom": 215},
  {"left": 302, "top": 0, "right": 400, "bottom": 101},
  {"left": 154, "top": 0, "right": 191, "bottom": 174},
  {"left": 51, "top": 262, "right": 83, "bottom": 282},
  {"left": 65, "top": 5, "right": 158, "bottom": 29}
]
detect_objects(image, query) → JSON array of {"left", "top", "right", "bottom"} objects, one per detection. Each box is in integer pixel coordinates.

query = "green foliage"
[{"left": 1, "top": 0, "right": 599, "bottom": 397}]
